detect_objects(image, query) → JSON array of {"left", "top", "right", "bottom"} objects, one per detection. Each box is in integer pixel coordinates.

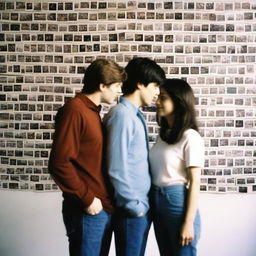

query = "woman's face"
[{"left": 156, "top": 88, "right": 174, "bottom": 117}]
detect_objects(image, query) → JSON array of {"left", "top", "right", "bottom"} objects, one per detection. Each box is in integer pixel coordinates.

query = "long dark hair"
[{"left": 158, "top": 79, "right": 198, "bottom": 144}]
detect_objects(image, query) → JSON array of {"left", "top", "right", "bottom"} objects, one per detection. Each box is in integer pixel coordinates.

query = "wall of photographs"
[{"left": 0, "top": 0, "right": 255, "bottom": 193}]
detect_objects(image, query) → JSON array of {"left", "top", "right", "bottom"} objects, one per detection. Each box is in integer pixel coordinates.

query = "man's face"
[
  {"left": 101, "top": 82, "right": 122, "bottom": 104},
  {"left": 139, "top": 82, "right": 160, "bottom": 106}
]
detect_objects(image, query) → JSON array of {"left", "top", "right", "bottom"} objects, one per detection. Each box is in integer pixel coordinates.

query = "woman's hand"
[
  {"left": 180, "top": 220, "right": 194, "bottom": 246},
  {"left": 180, "top": 166, "right": 201, "bottom": 246}
]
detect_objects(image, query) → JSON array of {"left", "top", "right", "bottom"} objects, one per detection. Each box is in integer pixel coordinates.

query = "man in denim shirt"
[{"left": 104, "top": 58, "right": 165, "bottom": 256}]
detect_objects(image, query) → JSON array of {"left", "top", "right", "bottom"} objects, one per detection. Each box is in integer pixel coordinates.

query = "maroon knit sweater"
[{"left": 48, "top": 93, "right": 113, "bottom": 213}]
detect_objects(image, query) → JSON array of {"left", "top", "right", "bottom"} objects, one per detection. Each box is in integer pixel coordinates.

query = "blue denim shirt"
[{"left": 104, "top": 97, "right": 151, "bottom": 216}]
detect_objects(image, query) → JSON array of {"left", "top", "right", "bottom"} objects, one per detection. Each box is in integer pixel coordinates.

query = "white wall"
[{"left": 0, "top": 191, "right": 256, "bottom": 256}]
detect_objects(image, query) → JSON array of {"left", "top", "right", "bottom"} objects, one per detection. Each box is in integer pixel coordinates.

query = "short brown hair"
[{"left": 82, "top": 59, "right": 126, "bottom": 94}]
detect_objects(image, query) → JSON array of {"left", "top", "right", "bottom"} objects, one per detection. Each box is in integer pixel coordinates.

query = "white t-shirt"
[{"left": 149, "top": 129, "right": 204, "bottom": 186}]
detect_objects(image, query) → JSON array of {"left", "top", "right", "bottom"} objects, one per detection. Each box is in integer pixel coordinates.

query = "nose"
[
  {"left": 155, "top": 86, "right": 160, "bottom": 96},
  {"left": 117, "top": 84, "right": 122, "bottom": 94},
  {"left": 156, "top": 97, "right": 161, "bottom": 105}
]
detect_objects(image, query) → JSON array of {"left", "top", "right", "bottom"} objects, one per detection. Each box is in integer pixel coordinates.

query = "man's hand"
[
  {"left": 85, "top": 197, "right": 103, "bottom": 215},
  {"left": 137, "top": 212, "right": 144, "bottom": 217}
]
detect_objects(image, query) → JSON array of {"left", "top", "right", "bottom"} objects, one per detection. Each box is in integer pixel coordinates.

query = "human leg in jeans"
[
  {"left": 113, "top": 211, "right": 151, "bottom": 256},
  {"left": 63, "top": 209, "right": 112, "bottom": 256},
  {"left": 152, "top": 185, "right": 201, "bottom": 256}
]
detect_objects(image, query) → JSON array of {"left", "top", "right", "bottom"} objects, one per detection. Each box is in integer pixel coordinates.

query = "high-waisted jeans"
[{"left": 151, "top": 184, "right": 201, "bottom": 256}]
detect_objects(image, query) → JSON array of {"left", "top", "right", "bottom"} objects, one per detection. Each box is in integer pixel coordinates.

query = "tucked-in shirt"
[
  {"left": 149, "top": 129, "right": 204, "bottom": 186},
  {"left": 104, "top": 97, "right": 151, "bottom": 216},
  {"left": 48, "top": 93, "right": 113, "bottom": 213}
]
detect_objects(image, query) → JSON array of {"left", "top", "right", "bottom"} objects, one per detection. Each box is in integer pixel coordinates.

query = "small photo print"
[
  {"left": 218, "top": 187, "right": 226, "bottom": 193},
  {"left": 247, "top": 178, "right": 255, "bottom": 184},
  {"left": 238, "top": 186, "right": 248, "bottom": 193},
  {"left": 200, "top": 185, "right": 207, "bottom": 191},
  {"left": 227, "top": 186, "right": 237, "bottom": 192},
  {"left": 35, "top": 184, "right": 44, "bottom": 191},
  {"left": 9, "top": 183, "right": 19, "bottom": 190},
  {"left": 208, "top": 186, "right": 216, "bottom": 192},
  {"left": 208, "top": 178, "right": 217, "bottom": 184},
  {"left": 20, "top": 183, "right": 29, "bottom": 190},
  {"left": 236, "top": 178, "right": 246, "bottom": 185}
]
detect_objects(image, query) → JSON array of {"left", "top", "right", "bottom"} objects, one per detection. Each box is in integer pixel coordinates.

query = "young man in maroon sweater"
[{"left": 48, "top": 59, "right": 126, "bottom": 256}]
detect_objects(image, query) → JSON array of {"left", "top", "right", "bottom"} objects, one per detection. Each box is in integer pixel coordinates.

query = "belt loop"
[{"left": 160, "top": 186, "right": 165, "bottom": 196}]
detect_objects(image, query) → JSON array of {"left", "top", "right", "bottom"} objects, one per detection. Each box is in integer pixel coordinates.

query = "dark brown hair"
[
  {"left": 158, "top": 79, "right": 198, "bottom": 144},
  {"left": 82, "top": 59, "right": 126, "bottom": 94}
]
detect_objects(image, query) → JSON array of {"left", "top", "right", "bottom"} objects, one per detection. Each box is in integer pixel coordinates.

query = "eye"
[{"left": 159, "top": 95, "right": 167, "bottom": 100}]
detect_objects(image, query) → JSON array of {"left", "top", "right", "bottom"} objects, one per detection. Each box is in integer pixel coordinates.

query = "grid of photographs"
[{"left": 0, "top": 0, "right": 255, "bottom": 193}]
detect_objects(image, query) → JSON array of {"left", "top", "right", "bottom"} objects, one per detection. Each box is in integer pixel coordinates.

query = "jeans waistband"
[{"left": 151, "top": 184, "right": 187, "bottom": 194}]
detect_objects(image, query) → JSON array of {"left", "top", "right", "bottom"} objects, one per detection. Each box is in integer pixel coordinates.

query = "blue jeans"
[
  {"left": 63, "top": 208, "right": 112, "bottom": 256},
  {"left": 151, "top": 185, "right": 201, "bottom": 256},
  {"left": 113, "top": 210, "right": 151, "bottom": 256}
]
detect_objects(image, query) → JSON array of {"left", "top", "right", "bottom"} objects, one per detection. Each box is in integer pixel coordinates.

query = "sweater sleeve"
[{"left": 48, "top": 107, "right": 94, "bottom": 208}]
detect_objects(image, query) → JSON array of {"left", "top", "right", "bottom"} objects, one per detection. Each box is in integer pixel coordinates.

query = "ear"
[
  {"left": 137, "top": 83, "right": 145, "bottom": 90},
  {"left": 99, "top": 83, "right": 106, "bottom": 92}
]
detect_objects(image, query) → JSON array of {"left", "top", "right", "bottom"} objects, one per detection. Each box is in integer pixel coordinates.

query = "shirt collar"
[
  {"left": 119, "top": 96, "right": 139, "bottom": 114},
  {"left": 77, "top": 93, "right": 102, "bottom": 113}
]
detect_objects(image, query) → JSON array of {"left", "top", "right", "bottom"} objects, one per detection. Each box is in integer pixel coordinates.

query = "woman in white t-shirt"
[{"left": 149, "top": 79, "right": 204, "bottom": 256}]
